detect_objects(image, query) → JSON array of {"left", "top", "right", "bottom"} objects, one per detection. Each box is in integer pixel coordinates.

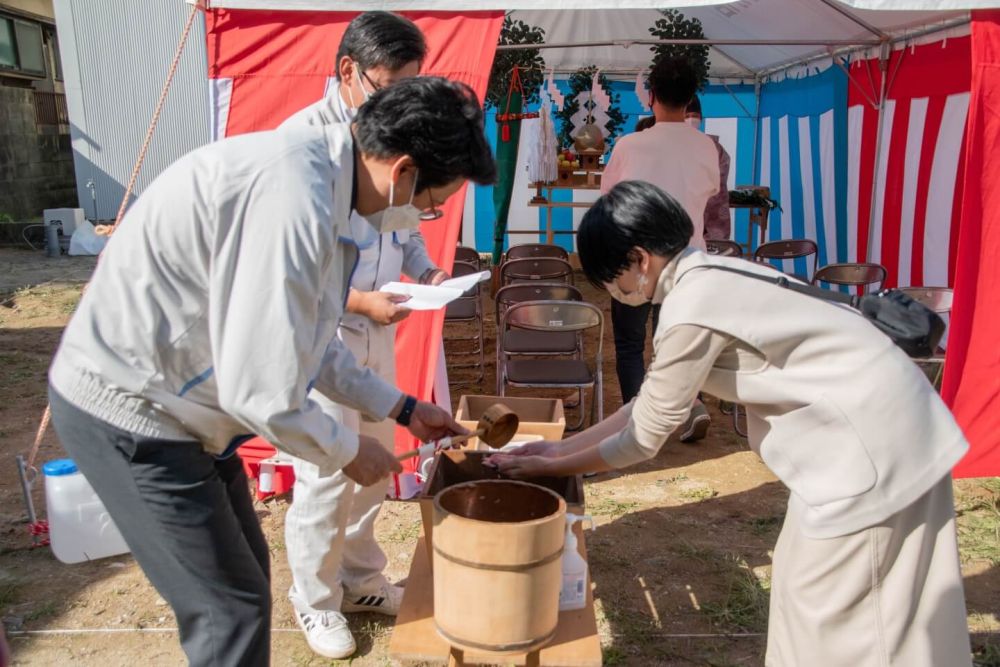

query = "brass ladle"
[{"left": 396, "top": 404, "right": 519, "bottom": 461}]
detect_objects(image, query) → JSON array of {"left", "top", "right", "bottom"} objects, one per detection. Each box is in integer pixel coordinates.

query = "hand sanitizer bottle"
[{"left": 559, "top": 513, "right": 592, "bottom": 611}]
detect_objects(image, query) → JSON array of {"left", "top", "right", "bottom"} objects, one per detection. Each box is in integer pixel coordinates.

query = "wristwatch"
[{"left": 395, "top": 395, "right": 418, "bottom": 427}]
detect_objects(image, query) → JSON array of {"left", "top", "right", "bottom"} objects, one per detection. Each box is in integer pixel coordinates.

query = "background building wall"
[
  {"left": 53, "top": 0, "right": 210, "bottom": 220},
  {"left": 0, "top": 0, "right": 74, "bottom": 220}
]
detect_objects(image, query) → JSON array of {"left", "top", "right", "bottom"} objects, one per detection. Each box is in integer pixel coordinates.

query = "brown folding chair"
[
  {"left": 499, "top": 301, "right": 604, "bottom": 430},
  {"left": 454, "top": 245, "right": 481, "bottom": 269},
  {"left": 443, "top": 260, "right": 485, "bottom": 384},
  {"left": 500, "top": 257, "right": 574, "bottom": 286},
  {"left": 504, "top": 243, "right": 570, "bottom": 263},
  {"left": 706, "top": 239, "right": 743, "bottom": 258},
  {"left": 494, "top": 283, "right": 583, "bottom": 394},
  {"left": 754, "top": 239, "right": 818, "bottom": 281},
  {"left": 812, "top": 262, "right": 887, "bottom": 294},
  {"left": 897, "top": 286, "right": 953, "bottom": 389}
]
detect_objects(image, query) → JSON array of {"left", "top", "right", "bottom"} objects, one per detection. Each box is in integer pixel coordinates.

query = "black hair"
[
  {"left": 647, "top": 56, "right": 699, "bottom": 110},
  {"left": 634, "top": 116, "right": 656, "bottom": 132},
  {"left": 336, "top": 11, "right": 426, "bottom": 75},
  {"left": 577, "top": 181, "right": 693, "bottom": 287},
  {"left": 354, "top": 76, "right": 497, "bottom": 191},
  {"left": 686, "top": 95, "right": 702, "bottom": 116}
]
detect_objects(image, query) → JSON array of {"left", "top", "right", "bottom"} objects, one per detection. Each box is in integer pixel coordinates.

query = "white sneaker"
[
  {"left": 294, "top": 610, "right": 356, "bottom": 659},
  {"left": 341, "top": 583, "right": 404, "bottom": 616}
]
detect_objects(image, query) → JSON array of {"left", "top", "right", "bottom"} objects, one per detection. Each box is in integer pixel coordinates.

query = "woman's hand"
[
  {"left": 485, "top": 453, "right": 555, "bottom": 479},
  {"left": 498, "top": 440, "right": 561, "bottom": 458}
]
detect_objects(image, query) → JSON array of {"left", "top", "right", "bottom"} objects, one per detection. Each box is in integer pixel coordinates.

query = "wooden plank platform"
[{"left": 389, "top": 525, "right": 602, "bottom": 667}]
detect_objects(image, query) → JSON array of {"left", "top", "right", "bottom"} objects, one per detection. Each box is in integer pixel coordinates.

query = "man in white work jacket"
[
  {"left": 279, "top": 12, "right": 448, "bottom": 659},
  {"left": 47, "top": 76, "right": 497, "bottom": 667}
]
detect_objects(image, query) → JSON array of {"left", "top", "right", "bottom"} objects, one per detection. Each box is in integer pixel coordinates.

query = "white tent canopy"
[{"left": 204, "top": 0, "right": 989, "bottom": 79}]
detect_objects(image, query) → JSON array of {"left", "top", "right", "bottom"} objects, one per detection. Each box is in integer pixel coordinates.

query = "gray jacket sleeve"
[{"left": 401, "top": 229, "right": 438, "bottom": 281}]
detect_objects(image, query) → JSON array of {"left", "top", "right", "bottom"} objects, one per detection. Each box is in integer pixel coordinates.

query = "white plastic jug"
[{"left": 43, "top": 459, "right": 130, "bottom": 563}]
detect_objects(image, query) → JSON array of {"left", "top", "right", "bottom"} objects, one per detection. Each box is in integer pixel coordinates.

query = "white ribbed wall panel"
[{"left": 53, "top": 0, "right": 210, "bottom": 220}]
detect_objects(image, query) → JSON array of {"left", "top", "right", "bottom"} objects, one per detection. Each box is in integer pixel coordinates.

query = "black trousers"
[
  {"left": 48, "top": 387, "right": 271, "bottom": 667},
  {"left": 610, "top": 300, "right": 661, "bottom": 404}
]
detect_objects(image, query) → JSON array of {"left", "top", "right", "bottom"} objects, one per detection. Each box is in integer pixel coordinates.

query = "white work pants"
[
  {"left": 766, "top": 474, "right": 971, "bottom": 666},
  {"left": 285, "top": 323, "right": 397, "bottom": 613}
]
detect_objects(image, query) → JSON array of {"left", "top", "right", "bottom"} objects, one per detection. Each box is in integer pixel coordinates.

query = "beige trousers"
[
  {"left": 285, "top": 324, "right": 397, "bottom": 614},
  {"left": 766, "top": 474, "right": 971, "bottom": 667}
]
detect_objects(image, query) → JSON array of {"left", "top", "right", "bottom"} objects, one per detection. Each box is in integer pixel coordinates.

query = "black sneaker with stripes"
[{"left": 341, "top": 583, "right": 404, "bottom": 616}]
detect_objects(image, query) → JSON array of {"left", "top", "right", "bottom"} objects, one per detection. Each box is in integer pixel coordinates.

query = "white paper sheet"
[{"left": 379, "top": 270, "right": 490, "bottom": 310}]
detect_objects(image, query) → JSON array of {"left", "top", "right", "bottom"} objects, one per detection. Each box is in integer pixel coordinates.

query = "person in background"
[
  {"left": 490, "top": 180, "right": 971, "bottom": 667},
  {"left": 685, "top": 95, "right": 732, "bottom": 241},
  {"left": 634, "top": 115, "right": 656, "bottom": 133},
  {"left": 47, "top": 77, "right": 496, "bottom": 667},
  {"left": 600, "top": 56, "right": 719, "bottom": 442},
  {"left": 279, "top": 12, "right": 448, "bottom": 659}
]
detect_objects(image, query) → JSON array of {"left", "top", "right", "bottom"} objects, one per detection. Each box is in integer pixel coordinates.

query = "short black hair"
[
  {"left": 634, "top": 116, "right": 656, "bottom": 132},
  {"left": 648, "top": 56, "right": 699, "bottom": 110},
  {"left": 578, "top": 181, "right": 693, "bottom": 287},
  {"left": 686, "top": 95, "right": 702, "bottom": 116},
  {"left": 336, "top": 11, "right": 426, "bottom": 75},
  {"left": 355, "top": 77, "right": 497, "bottom": 191}
]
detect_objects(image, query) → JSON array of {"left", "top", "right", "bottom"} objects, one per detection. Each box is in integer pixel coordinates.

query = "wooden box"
[
  {"left": 419, "top": 450, "right": 584, "bottom": 564},
  {"left": 455, "top": 395, "right": 566, "bottom": 447}
]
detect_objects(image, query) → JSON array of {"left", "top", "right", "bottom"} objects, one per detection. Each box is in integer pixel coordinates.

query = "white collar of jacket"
[{"left": 651, "top": 247, "right": 698, "bottom": 305}]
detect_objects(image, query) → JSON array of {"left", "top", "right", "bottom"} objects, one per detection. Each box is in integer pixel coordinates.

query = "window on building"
[
  {"left": 0, "top": 18, "right": 16, "bottom": 69},
  {"left": 0, "top": 15, "right": 47, "bottom": 77}
]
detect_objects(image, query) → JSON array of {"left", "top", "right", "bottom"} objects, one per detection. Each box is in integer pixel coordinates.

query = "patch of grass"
[
  {"left": 670, "top": 540, "right": 719, "bottom": 564},
  {"left": 956, "top": 483, "right": 1000, "bottom": 566},
  {"left": 679, "top": 485, "right": 718, "bottom": 502},
  {"left": 24, "top": 600, "right": 59, "bottom": 622},
  {"left": 748, "top": 514, "right": 784, "bottom": 536},
  {"left": 383, "top": 519, "right": 421, "bottom": 544},
  {"left": 0, "top": 581, "right": 21, "bottom": 607},
  {"left": 602, "top": 645, "right": 627, "bottom": 665},
  {"left": 589, "top": 498, "right": 638, "bottom": 519},
  {"left": 700, "top": 553, "right": 771, "bottom": 633},
  {"left": 974, "top": 641, "right": 1000, "bottom": 667}
]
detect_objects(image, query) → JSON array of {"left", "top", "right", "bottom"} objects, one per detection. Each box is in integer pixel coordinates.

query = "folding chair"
[
  {"left": 706, "top": 239, "right": 743, "bottom": 258},
  {"left": 499, "top": 301, "right": 603, "bottom": 430},
  {"left": 754, "top": 239, "right": 818, "bottom": 281},
  {"left": 504, "top": 243, "right": 570, "bottom": 263},
  {"left": 500, "top": 257, "right": 574, "bottom": 286},
  {"left": 443, "top": 260, "right": 485, "bottom": 384},
  {"left": 812, "top": 262, "right": 887, "bottom": 294},
  {"left": 897, "top": 286, "right": 953, "bottom": 389},
  {"left": 494, "top": 283, "right": 583, "bottom": 394},
  {"left": 454, "top": 245, "right": 481, "bottom": 269}
]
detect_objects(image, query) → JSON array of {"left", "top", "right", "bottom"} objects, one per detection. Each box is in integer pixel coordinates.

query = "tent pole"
[
  {"left": 815, "top": 0, "right": 889, "bottom": 40},
  {"left": 865, "top": 42, "right": 891, "bottom": 264},
  {"left": 751, "top": 77, "right": 762, "bottom": 185}
]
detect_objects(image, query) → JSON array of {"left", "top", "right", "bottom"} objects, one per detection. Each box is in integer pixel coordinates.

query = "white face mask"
[
  {"left": 366, "top": 169, "right": 423, "bottom": 233},
  {"left": 606, "top": 267, "right": 650, "bottom": 306},
  {"left": 344, "top": 62, "right": 374, "bottom": 114},
  {"left": 686, "top": 117, "right": 702, "bottom": 130}
]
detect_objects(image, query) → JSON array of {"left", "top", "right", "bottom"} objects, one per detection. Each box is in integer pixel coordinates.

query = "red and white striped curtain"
[{"left": 846, "top": 36, "right": 971, "bottom": 289}]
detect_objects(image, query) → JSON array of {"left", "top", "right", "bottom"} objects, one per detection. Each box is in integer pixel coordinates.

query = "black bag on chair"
[{"left": 679, "top": 265, "right": 945, "bottom": 358}]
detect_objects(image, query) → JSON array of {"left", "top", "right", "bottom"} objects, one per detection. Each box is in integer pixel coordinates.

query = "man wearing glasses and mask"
[{"left": 280, "top": 11, "right": 450, "bottom": 659}]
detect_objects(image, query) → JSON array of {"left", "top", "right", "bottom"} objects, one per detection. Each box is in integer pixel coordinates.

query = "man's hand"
[
  {"left": 406, "top": 400, "right": 468, "bottom": 443},
  {"left": 342, "top": 435, "right": 402, "bottom": 486},
  {"left": 429, "top": 270, "right": 450, "bottom": 286},
  {"left": 355, "top": 291, "right": 411, "bottom": 326},
  {"left": 484, "top": 453, "right": 553, "bottom": 479}
]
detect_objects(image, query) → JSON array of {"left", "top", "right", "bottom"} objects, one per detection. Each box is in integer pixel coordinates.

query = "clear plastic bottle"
[{"left": 43, "top": 459, "right": 130, "bottom": 564}]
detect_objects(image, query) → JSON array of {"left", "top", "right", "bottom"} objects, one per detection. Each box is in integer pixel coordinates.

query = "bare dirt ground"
[{"left": 0, "top": 247, "right": 997, "bottom": 666}]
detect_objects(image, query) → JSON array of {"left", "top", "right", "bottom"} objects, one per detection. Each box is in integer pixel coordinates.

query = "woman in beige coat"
[{"left": 490, "top": 180, "right": 971, "bottom": 667}]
